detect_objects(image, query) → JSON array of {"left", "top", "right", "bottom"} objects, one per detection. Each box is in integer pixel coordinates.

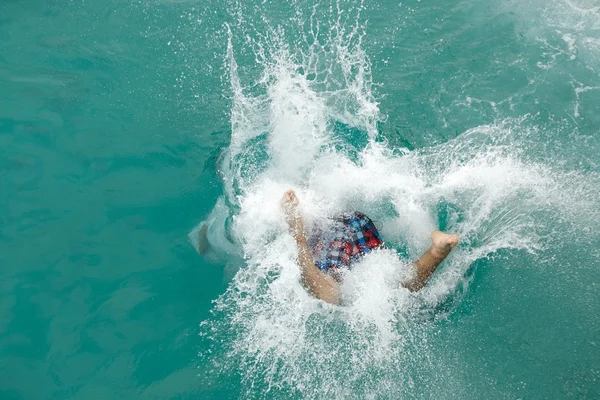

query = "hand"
[
  {"left": 281, "top": 189, "right": 299, "bottom": 210},
  {"left": 280, "top": 189, "right": 304, "bottom": 240}
]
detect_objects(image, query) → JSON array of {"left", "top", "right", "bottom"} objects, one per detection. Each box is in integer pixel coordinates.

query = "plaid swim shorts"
[{"left": 309, "top": 211, "right": 384, "bottom": 277}]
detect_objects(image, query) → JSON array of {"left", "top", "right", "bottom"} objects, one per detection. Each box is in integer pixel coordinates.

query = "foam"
[
  {"left": 196, "top": 2, "right": 600, "bottom": 397},
  {"left": 510, "top": 0, "right": 600, "bottom": 69}
]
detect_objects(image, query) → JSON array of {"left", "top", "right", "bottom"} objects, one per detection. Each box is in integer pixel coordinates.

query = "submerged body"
[
  {"left": 281, "top": 190, "right": 459, "bottom": 304},
  {"left": 194, "top": 189, "right": 459, "bottom": 305}
]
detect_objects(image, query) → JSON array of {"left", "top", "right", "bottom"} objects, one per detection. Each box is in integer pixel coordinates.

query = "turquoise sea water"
[{"left": 1, "top": 0, "right": 599, "bottom": 399}]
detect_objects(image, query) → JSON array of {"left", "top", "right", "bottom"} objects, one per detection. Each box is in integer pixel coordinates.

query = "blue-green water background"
[{"left": 1, "top": 0, "right": 599, "bottom": 398}]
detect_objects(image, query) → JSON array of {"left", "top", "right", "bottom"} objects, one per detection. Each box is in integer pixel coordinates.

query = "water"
[{"left": 1, "top": 0, "right": 599, "bottom": 399}]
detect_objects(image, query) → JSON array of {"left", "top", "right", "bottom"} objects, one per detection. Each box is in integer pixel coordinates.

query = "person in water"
[{"left": 280, "top": 189, "right": 459, "bottom": 305}]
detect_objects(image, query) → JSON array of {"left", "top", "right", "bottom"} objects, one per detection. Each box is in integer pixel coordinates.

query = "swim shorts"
[{"left": 309, "top": 212, "right": 384, "bottom": 277}]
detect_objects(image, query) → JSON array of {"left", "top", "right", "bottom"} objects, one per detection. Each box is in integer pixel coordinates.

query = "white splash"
[{"left": 196, "top": 2, "right": 600, "bottom": 398}]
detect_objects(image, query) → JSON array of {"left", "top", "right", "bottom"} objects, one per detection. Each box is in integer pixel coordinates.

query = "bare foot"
[
  {"left": 280, "top": 190, "right": 304, "bottom": 239},
  {"left": 430, "top": 230, "right": 459, "bottom": 259}
]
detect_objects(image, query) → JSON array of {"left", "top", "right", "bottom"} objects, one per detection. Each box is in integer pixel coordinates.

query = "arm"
[
  {"left": 281, "top": 190, "right": 340, "bottom": 305},
  {"left": 294, "top": 232, "right": 340, "bottom": 305}
]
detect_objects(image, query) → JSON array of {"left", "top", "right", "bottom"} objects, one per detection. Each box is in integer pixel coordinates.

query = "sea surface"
[{"left": 1, "top": 0, "right": 599, "bottom": 399}]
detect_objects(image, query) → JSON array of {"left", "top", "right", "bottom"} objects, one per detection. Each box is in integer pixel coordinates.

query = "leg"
[
  {"left": 281, "top": 190, "right": 340, "bottom": 305},
  {"left": 403, "top": 231, "right": 459, "bottom": 292}
]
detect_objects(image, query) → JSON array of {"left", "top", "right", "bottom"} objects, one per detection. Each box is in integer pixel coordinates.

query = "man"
[{"left": 280, "top": 189, "right": 459, "bottom": 305}]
